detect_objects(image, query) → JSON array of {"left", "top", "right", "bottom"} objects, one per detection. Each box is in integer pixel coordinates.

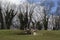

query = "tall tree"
[
  {"left": 0, "top": 4, "right": 4, "bottom": 29},
  {"left": 18, "top": 3, "right": 35, "bottom": 30},
  {"left": 5, "top": 9, "right": 17, "bottom": 29}
]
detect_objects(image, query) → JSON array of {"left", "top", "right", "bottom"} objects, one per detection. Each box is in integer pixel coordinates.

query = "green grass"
[{"left": 0, "top": 30, "right": 60, "bottom": 40}]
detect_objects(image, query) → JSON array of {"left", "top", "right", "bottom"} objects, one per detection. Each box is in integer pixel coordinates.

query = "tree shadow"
[{"left": 12, "top": 32, "right": 31, "bottom": 35}]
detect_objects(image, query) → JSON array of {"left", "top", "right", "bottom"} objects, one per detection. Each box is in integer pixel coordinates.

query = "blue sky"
[
  {"left": 28, "top": 0, "right": 42, "bottom": 3},
  {"left": 28, "top": 0, "right": 59, "bottom": 15}
]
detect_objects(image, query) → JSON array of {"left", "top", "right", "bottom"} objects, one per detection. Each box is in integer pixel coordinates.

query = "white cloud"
[{"left": 0, "top": 0, "right": 26, "bottom": 5}]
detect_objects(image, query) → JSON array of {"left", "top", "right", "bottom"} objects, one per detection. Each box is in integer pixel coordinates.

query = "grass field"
[{"left": 0, "top": 30, "right": 60, "bottom": 40}]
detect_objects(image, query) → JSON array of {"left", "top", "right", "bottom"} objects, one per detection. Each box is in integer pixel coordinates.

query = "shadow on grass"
[
  {"left": 17, "top": 32, "right": 31, "bottom": 35},
  {"left": 11, "top": 32, "right": 31, "bottom": 35}
]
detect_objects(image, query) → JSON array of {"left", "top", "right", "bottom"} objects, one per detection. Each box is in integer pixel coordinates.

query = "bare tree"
[
  {"left": 5, "top": 9, "right": 17, "bottom": 29},
  {"left": 0, "top": 3, "right": 4, "bottom": 29}
]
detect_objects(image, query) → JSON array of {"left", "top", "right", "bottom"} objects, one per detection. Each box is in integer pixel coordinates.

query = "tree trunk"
[{"left": 2, "top": 12, "right": 7, "bottom": 29}]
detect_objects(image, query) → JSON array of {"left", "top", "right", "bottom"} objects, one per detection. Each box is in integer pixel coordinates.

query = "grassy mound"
[{"left": 0, "top": 30, "right": 60, "bottom": 40}]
